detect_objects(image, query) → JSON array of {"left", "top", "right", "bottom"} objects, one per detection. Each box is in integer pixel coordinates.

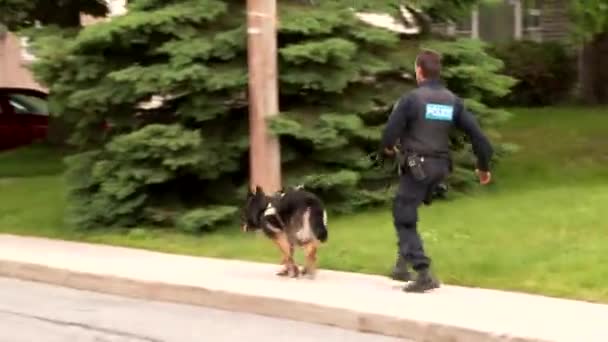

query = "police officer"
[{"left": 381, "top": 50, "right": 493, "bottom": 293}]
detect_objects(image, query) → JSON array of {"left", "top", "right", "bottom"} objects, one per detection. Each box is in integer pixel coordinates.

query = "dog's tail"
[{"left": 309, "top": 204, "right": 328, "bottom": 243}]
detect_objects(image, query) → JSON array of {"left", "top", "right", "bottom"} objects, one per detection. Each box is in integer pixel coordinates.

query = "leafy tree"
[
  {"left": 570, "top": 0, "right": 608, "bottom": 42},
  {"left": 570, "top": 0, "right": 608, "bottom": 104},
  {"left": 27, "top": 0, "right": 514, "bottom": 230}
]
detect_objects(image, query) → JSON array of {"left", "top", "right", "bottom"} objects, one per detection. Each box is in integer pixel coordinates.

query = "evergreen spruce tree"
[{"left": 26, "top": 0, "right": 515, "bottom": 231}]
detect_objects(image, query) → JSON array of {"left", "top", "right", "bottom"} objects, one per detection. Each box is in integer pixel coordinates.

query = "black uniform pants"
[{"left": 393, "top": 157, "right": 450, "bottom": 271}]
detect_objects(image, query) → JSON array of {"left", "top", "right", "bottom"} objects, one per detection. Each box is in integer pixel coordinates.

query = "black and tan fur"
[{"left": 241, "top": 185, "right": 328, "bottom": 279}]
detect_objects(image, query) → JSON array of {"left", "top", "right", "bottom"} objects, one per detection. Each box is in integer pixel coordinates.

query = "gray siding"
[{"left": 540, "top": 0, "right": 571, "bottom": 42}]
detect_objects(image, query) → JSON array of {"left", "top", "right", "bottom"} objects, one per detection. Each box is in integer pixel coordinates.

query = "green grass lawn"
[{"left": 1, "top": 106, "right": 607, "bottom": 303}]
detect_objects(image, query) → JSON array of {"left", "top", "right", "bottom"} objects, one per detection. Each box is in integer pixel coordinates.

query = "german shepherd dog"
[{"left": 241, "top": 185, "right": 328, "bottom": 279}]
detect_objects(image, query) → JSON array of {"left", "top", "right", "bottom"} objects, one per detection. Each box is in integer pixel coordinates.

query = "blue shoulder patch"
[{"left": 425, "top": 103, "right": 454, "bottom": 121}]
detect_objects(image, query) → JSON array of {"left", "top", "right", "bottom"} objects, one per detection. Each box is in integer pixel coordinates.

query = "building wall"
[
  {"left": 477, "top": 0, "right": 516, "bottom": 43},
  {"left": 540, "top": 0, "right": 571, "bottom": 42},
  {"left": 433, "top": 0, "right": 571, "bottom": 44}
]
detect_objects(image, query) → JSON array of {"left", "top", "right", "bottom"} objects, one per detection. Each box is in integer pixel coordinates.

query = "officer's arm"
[
  {"left": 381, "top": 95, "right": 413, "bottom": 152},
  {"left": 454, "top": 100, "right": 494, "bottom": 172}
]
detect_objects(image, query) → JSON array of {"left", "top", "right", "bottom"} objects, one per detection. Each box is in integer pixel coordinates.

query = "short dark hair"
[{"left": 415, "top": 50, "right": 442, "bottom": 79}]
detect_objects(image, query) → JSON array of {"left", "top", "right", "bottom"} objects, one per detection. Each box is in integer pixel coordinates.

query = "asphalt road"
[{"left": 0, "top": 277, "right": 410, "bottom": 342}]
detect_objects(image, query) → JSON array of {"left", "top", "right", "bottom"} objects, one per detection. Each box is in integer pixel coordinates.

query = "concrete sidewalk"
[{"left": 0, "top": 234, "right": 606, "bottom": 342}]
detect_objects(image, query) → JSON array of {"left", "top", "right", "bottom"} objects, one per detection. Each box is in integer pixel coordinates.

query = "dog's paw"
[
  {"left": 276, "top": 265, "right": 300, "bottom": 278},
  {"left": 301, "top": 267, "right": 317, "bottom": 279},
  {"left": 276, "top": 267, "right": 290, "bottom": 277},
  {"left": 288, "top": 265, "right": 300, "bottom": 278}
]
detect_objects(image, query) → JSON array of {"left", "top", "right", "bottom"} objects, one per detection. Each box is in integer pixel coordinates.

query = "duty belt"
[
  {"left": 395, "top": 147, "right": 451, "bottom": 176},
  {"left": 402, "top": 148, "right": 450, "bottom": 160}
]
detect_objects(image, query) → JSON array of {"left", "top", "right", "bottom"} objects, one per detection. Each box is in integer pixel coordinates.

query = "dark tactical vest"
[{"left": 401, "top": 84, "right": 457, "bottom": 157}]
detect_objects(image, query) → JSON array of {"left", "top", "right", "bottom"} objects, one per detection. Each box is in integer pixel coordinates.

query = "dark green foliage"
[
  {"left": 28, "top": 0, "right": 252, "bottom": 229},
  {"left": 570, "top": 0, "right": 608, "bottom": 105},
  {"left": 489, "top": 40, "right": 578, "bottom": 106},
  {"left": 28, "top": 0, "right": 514, "bottom": 230},
  {"left": 267, "top": 3, "right": 418, "bottom": 212},
  {"left": 64, "top": 124, "right": 239, "bottom": 229},
  {"left": 570, "top": 0, "right": 608, "bottom": 41}
]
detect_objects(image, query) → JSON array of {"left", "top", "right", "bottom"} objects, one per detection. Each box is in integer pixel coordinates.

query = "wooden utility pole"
[{"left": 247, "top": 0, "right": 281, "bottom": 193}]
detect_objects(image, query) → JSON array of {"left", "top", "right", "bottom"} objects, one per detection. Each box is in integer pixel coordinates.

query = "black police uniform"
[{"left": 381, "top": 78, "right": 493, "bottom": 292}]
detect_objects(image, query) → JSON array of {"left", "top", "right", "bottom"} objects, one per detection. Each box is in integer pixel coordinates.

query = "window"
[
  {"left": 7, "top": 93, "right": 49, "bottom": 116},
  {"left": 523, "top": 0, "right": 543, "bottom": 41},
  {"left": 525, "top": 8, "right": 542, "bottom": 28},
  {"left": 453, "top": 13, "right": 474, "bottom": 38}
]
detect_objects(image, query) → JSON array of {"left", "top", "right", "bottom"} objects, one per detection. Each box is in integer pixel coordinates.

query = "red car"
[{"left": 0, "top": 87, "right": 50, "bottom": 151}]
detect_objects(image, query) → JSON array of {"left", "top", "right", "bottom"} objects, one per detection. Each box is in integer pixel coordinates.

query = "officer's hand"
[
  {"left": 475, "top": 169, "right": 492, "bottom": 185},
  {"left": 369, "top": 152, "right": 385, "bottom": 168}
]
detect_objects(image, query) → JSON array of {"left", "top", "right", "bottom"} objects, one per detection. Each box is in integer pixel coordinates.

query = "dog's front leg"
[
  {"left": 274, "top": 233, "right": 298, "bottom": 278},
  {"left": 272, "top": 238, "right": 289, "bottom": 276}
]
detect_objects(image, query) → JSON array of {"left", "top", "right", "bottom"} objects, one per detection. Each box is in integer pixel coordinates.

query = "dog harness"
[
  {"left": 262, "top": 196, "right": 285, "bottom": 232},
  {"left": 261, "top": 185, "right": 305, "bottom": 232}
]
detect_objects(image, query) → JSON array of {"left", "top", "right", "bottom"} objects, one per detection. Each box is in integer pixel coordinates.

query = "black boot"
[
  {"left": 390, "top": 254, "right": 411, "bottom": 281},
  {"left": 403, "top": 268, "right": 440, "bottom": 293}
]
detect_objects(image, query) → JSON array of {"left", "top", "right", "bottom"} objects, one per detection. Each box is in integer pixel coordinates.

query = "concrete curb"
[{"left": 0, "top": 259, "right": 532, "bottom": 342}]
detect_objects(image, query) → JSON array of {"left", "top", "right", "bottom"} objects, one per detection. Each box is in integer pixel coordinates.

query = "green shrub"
[
  {"left": 64, "top": 124, "right": 240, "bottom": 229},
  {"left": 489, "top": 40, "right": 577, "bottom": 106}
]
